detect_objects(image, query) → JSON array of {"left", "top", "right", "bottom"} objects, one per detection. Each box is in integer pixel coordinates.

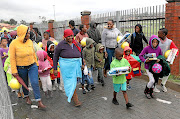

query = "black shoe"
[
  {"left": 145, "top": 93, "right": 151, "bottom": 99},
  {"left": 126, "top": 103, "right": 134, "bottom": 109},
  {"left": 112, "top": 98, "right": 119, "bottom": 105},
  {"left": 85, "top": 85, "right": 91, "bottom": 91},
  {"left": 101, "top": 80, "right": 105, "bottom": 86},
  {"left": 82, "top": 89, "right": 86, "bottom": 94},
  {"left": 91, "top": 85, "right": 95, "bottom": 90}
]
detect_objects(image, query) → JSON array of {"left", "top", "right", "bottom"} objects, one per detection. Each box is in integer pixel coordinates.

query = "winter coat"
[
  {"left": 37, "top": 50, "right": 52, "bottom": 77},
  {"left": 139, "top": 35, "right": 162, "bottom": 69},
  {"left": 123, "top": 46, "right": 141, "bottom": 79},
  {"left": 95, "top": 43, "right": 105, "bottom": 68},
  {"left": 83, "top": 38, "right": 95, "bottom": 68}
]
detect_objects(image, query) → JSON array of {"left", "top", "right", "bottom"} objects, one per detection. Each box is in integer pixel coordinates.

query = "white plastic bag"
[{"left": 83, "top": 65, "right": 88, "bottom": 75}]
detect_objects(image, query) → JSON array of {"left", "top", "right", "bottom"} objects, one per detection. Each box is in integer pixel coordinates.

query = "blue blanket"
[{"left": 59, "top": 57, "right": 82, "bottom": 102}]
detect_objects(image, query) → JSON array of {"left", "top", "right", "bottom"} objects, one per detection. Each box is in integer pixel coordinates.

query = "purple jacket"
[{"left": 139, "top": 35, "right": 162, "bottom": 69}]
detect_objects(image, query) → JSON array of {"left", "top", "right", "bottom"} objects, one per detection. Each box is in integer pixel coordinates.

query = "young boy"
[
  {"left": 123, "top": 46, "right": 141, "bottom": 90},
  {"left": 157, "top": 28, "right": 179, "bottom": 92},
  {"left": 139, "top": 35, "right": 162, "bottom": 99},
  {"left": 82, "top": 38, "right": 95, "bottom": 90},
  {"left": 95, "top": 43, "right": 105, "bottom": 86},
  {"left": 110, "top": 48, "right": 133, "bottom": 108}
]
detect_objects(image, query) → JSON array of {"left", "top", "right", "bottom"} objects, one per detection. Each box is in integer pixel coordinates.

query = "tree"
[
  {"left": 20, "top": 20, "right": 27, "bottom": 25},
  {"left": 9, "top": 18, "right": 17, "bottom": 25}
]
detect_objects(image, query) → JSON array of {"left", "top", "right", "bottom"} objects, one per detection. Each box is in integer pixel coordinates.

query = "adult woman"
[
  {"left": 9, "top": 25, "right": 46, "bottom": 108},
  {"left": 53, "top": 29, "right": 82, "bottom": 107},
  {"left": 101, "top": 19, "right": 122, "bottom": 77}
]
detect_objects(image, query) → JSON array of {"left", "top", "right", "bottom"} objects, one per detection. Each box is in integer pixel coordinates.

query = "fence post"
[
  {"left": 116, "top": 11, "right": 121, "bottom": 31},
  {"left": 0, "top": 59, "right": 14, "bottom": 119},
  {"left": 165, "top": 0, "right": 180, "bottom": 76},
  {"left": 81, "top": 10, "right": 91, "bottom": 29},
  {"left": 48, "top": 20, "right": 54, "bottom": 38}
]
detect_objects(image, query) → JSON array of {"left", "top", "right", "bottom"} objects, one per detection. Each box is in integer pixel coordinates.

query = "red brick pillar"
[
  {"left": 81, "top": 11, "right": 91, "bottom": 29},
  {"left": 165, "top": 0, "right": 180, "bottom": 76},
  {"left": 48, "top": 20, "right": 54, "bottom": 38},
  {"left": 30, "top": 23, "right": 34, "bottom": 31}
]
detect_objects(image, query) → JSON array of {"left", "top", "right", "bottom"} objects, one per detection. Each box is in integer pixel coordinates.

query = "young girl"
[
  {"left": 139, "top": 35, "right": 162, "bottom": 99},
  {"left": 130, "top": 24, "right": 148, "bottom": 56},
  {"left": 123, "top": 46, "right": 141, "bottom": 90},
  {"left": 46, "top": 41, "right": 62, "bottom": 91},
  {"left": 37, "top": 50, "right": 52, "bottom": 98},
  {"left": 0, "top": 37, "right": 9, "bottom": 67}
]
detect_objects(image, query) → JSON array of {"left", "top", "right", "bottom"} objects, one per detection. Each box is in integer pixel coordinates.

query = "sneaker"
[
  {"left": 126, "top": 103, "right": 134, "bottom": 109},
  {"left": 101, "top": 80, "right": 105, "bottom": 87},
  {"left": 91, "top": 85, "right": 95, "bottom": 90},
  {"left": 85, "top": 85, "right": 91, "bottom": 91},
  {"left": 52, "top": 85, "right": 56, "bottom": 91},
  {"left": 82, "top": 89, "right": 86, "bottom": 94},
  {"left": 161, "top": 84, "right": 167, "bottom": 92},
  {"left": 153, "top": 86, "right": 160, "bottom": 93},
  {"left": 112, "top": 98, "right": 119, "bottom": 105},
  {"left": 127, "top": 85, "right": 131, "bottom": 90}
]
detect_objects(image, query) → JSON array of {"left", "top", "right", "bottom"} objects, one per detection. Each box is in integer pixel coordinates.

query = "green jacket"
[
  {"left": 110, "top": 58, "right": 131, "bottom": 84},
  {"left": 95, "top": 43, "right": 105, "bottom": 68},
  {"left": 83, "top": 38, "right": 95, "bottom": 68}
]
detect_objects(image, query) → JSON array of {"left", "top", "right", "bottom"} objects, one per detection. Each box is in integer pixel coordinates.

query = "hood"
[
  {"left": 149, "top": 35, "right": 160, "bottom": 49},
  {"left": 17, "top": 25, "right": 29, "bottom": 43},
  {"left": 37, "top": 50, "right": 47, "bottom": 61},
  {"left": 135, "top": 24, "right": 142, "bottom": 33},
  {"left": 96, "top": 43, "right": 104, "bottom": 52},
  {"left": 47, "top": 41, "right": 55, "bottom": 51},
  {"left": 86, "top": 38, "right": 95, "bottom": 48},
  {"left": 89, "top": 21, "right": 96, "bottom": 29},
  {"left": 124, "top": 46, "right": 132, "bottom": 55}
]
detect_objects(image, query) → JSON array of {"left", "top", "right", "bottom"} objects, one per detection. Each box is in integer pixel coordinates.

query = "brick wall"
[{"left": 165, "top": 1, "right": 180, "bottom": 76}]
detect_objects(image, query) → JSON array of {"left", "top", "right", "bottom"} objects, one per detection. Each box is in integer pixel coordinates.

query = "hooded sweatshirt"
[
  {"left": 9, "top": 25, "right": 38, "bottom": 74},
  {"left": 37, "top": 50, "right": 52, "bottom": 77},
  {"left": 87, "top": 21, "right": 101, "bottom": 44},
  {"left": 82, "top": 38, "right": 95, "bottom": 68},
  {"left": 124, "top": 46, "right": 141, "bottom": 79},
  {"left": 95, "top": 43, "right": 105, "bottom": 68},
  {"left": 139, "top": 35, "right": 162, "bottom": 69}
]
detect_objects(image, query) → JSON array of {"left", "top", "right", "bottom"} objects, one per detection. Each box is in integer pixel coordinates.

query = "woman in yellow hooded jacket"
[{"left": 9, "top": 25, "right": 46, "bottom": 108}]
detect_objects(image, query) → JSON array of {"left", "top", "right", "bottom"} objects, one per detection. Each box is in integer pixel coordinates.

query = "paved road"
[{"left": 10, "top": 71, "right": 180, "bottom": 119}]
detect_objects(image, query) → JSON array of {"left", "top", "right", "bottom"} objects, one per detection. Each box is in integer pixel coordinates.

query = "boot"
[
  {"left": 38, "top": 100, "right": 46, "bottom": 109},
  {"left": 150, "top": 88, "right": 154, "bottom": 98},
  {"left": 25, "top": 96, "right": 32, "bottom": 105},
  {"left": 72, "top": 89, "right": 82, "bottom": 107},
  {"left": 144, "top": 86, "right": 151, "bottom": 99}
]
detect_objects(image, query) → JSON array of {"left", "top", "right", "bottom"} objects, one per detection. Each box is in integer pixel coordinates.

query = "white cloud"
[{"left": 0, "top": 0, "right": 167, "bottom": 23}]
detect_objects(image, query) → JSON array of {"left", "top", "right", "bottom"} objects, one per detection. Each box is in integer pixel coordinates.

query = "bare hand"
[
  {"left": 81, "top": 65, "right": 85, "bottom": 70},
  {"left": 105, "top": 52, "right": 108, "bottom": 58},
  {"left": 54, "top": 70, "right": 58, "bottom": 76},
  {"left": 156, "top": 59, "right": 160, "bottom": 63}
]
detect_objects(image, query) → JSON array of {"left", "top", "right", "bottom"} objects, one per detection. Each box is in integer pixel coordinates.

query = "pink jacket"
[{"left": 37, "top": 50, "right": 52, "bottom": 77}]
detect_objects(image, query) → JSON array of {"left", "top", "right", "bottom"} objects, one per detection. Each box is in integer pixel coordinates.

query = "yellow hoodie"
[{"left": 9, "top": 25, "right": 38, "bottom": 74}]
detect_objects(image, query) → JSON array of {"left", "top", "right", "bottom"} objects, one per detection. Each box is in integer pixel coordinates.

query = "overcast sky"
[{"left": 1, "top": 0, "right": 166, "bottom": 23}]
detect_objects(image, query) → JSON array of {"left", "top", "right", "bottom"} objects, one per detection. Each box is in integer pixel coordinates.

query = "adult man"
[{"left": 69, "top": 20, "right": 79, "bottom": 36}]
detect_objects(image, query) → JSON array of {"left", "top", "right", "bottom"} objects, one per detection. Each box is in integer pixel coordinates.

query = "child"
[
  {"left": 139, "top": 35, "right": 162, "bottom": 99},
  {"left": 157, "top": 28, "right": 179, "bottom": 92},
  {"left": 46, "top": 41, "right": 62, "bottom": 91},
  {"left": 37, "top": 50, "right": 52, "bottom": 98},
  {"left": 110, "top": 48, "right": 133, "bottom": 108},
  {"left": 82, "top": 38, "right": 95, "bottom": 90},
  {"left": 130, "top": 24, "right": 148, "bottom": 56},
  {"left": 42, "top": 32, "right": 55, "bottom": 50},
  {"left": 95, "top": 43, "right": 105, "bottom": 86},
  {"left": 123, "top": 46, "right": 142, "bottom": 90},
  {"left": 0, "top": 37, "right": 9, "bottom": 67}
]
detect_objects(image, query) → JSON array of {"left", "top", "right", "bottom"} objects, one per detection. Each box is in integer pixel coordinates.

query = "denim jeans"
[
  {"left": 82, "top": 74, "right": 90, "bottom": 85},
  {"left": 105, "top": 48, "right": 115, "bottom": 70},
  {"left": 88, "top": 66, "right": 94, "bottom": 85},
  {"left": 17, "top": 64, "right": 41, "bottom": 101}
]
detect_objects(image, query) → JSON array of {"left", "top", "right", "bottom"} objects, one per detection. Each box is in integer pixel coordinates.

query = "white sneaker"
[
  {"left": 153, "top": 86, "right": 160, "bottom": 93},
  {"left": 52, "top": 85, "right": 56, "bottom": 91},
  {"left": 161, "top": 84, "right": 167, "bottom": 92}
]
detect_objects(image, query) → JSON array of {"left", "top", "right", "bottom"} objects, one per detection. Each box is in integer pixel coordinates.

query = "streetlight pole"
[{"left": 53, "top": 5, "right": 56, "bottom": 21}]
